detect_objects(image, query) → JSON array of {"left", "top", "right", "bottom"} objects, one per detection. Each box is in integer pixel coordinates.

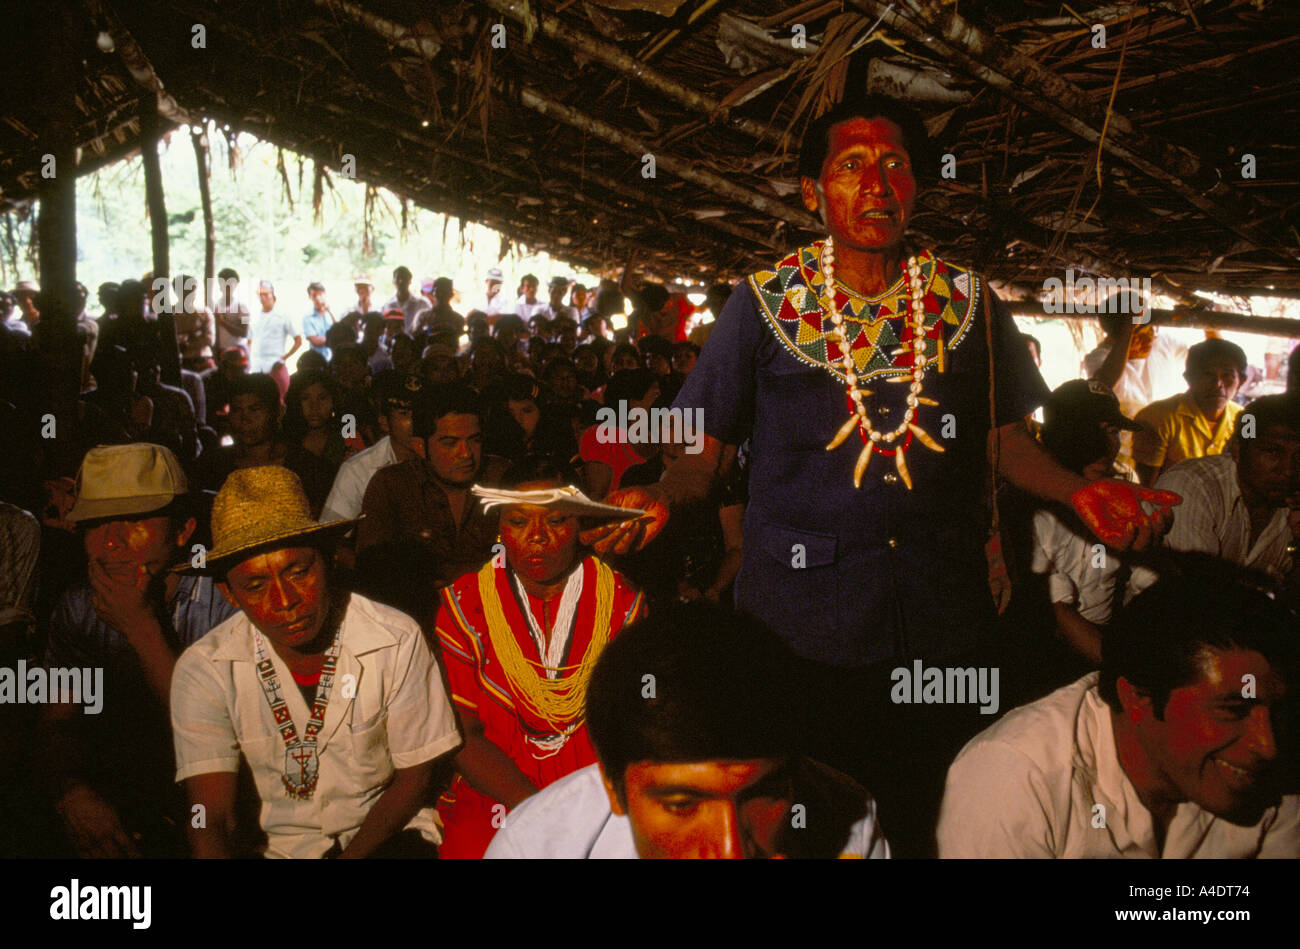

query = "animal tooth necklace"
[{"left": 820, "top": 236, "right": 944, "bottom": 488}]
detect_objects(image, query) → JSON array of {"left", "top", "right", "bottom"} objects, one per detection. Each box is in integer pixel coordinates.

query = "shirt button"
[
  {"left": 877, "top": 406, "right": 891, "bottom": 417},
  {"left": 888, "top": 537, "right": 899, "bottom": 549},
  {"left": 883, "top": 472, "right": 899, "bottom": 484}
]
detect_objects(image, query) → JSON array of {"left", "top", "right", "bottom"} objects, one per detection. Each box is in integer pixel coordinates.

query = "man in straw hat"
[
  {"left": 40, "top": 443, "right": 237, "bottom": 858},
  {"left": 171, "top": 466, "right": 461, "bottom": 858}
]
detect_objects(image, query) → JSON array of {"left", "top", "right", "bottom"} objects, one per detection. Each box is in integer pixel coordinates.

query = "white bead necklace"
[{"left": 820, "top": 236, "right": 945, "bottom": 489}]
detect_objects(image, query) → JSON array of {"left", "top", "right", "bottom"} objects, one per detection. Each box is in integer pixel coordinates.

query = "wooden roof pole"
[
  {"left": 848, "top": 0, "right": 1298, "bottom": 262},
  {"left": 472, "top": 0, "right": 785, "bottom": 147},
  {"left": 311, "top": 100, "right": 777, "bottom": 250},
  {"left": 313, "top": 0, "right": 819, "bottom": 231},
  {"left": 139, "top": 95, "right": 169, "bottom": 281},
  {"left": 87, "top": 0, "right": 191, "bottom": 125},
  {"left": 450, "top": 59, "right": 821, "bottom": 232},
  {"left": 1005, "top": 300, "right": 1300, "bottom": 339}
]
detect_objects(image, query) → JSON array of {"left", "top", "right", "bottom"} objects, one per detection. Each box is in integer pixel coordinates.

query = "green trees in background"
[{"left": 3, "top": 128, "right": 588, "bottom": 308}]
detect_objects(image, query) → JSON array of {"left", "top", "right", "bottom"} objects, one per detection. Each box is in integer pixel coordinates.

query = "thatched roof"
[{"left": 2, "top": 0, "right": 1298, "bottom": 298}]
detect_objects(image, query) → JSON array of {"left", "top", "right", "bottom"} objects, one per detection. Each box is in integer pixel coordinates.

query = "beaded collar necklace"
[{"left": 820, "top": 236, "right": 945, "bottom": 489}]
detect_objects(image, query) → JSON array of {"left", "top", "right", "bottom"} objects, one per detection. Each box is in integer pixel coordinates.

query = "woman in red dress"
[{"left": 433, "top": 457, "right": 646, "bottom": 857}]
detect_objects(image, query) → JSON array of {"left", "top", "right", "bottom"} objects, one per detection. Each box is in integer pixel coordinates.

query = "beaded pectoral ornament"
[{"left": 820, "top": 236, "right": 945, "bottom": 489}]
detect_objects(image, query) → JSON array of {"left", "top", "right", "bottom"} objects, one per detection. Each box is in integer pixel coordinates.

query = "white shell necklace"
[{"left": 820, "top": 235, "right": 945, "bottom": 488}]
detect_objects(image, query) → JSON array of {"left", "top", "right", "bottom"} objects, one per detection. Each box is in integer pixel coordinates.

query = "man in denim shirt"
[{"left": 39, "top": 444, "right": 235, "bottom": 857}]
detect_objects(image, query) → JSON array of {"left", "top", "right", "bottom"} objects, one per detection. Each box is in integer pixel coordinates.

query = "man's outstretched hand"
[
  {"left": 1071, "top": 479, "right": 1181, "bottom": 552},
  {"left": 580, "top": 486, "right": 670, "bottom": 556}
]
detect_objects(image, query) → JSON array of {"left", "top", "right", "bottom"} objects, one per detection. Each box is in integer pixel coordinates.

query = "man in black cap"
[
  {"left": 320, "top": 372, "right": 424, "bottom": 523},
  {"left": 544, "top": 276, "right": 576, "bottom": 326}
]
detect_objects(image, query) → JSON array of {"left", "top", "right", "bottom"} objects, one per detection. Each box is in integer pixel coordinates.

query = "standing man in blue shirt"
[
  {"left": 301, "top": 281, "right": 334, "bottom": 362},
  {"left": 590, "top": 94, "right": 1180, "bottom": 855}
]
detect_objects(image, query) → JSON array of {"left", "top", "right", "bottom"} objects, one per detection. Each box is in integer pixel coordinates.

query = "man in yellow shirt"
[{"left": 1132, "top": 339, "right": 1246, "bottom": 485}]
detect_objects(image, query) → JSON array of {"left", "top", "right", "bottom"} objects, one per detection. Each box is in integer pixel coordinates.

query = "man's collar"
[{"left": 1175, "top": 393, "right": 1202, "bottom": 418}]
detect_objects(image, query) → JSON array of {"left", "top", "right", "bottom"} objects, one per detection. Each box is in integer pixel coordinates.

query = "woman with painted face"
[{"left": 432, "top": 455, "right": 646, "bottom": 858}]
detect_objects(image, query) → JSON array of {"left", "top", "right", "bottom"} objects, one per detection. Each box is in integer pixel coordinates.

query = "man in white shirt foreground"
[
  {"left": 486, "top": 601, "right": 890, "bottom": 859},
  {"left": 171, "top": 466, "right": 461, "bottom": 858},
  {"left": 938, "top": 566, "right": 1299, "bottom": 858}
]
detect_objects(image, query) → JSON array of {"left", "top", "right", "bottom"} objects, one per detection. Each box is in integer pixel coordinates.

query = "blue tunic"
[{"left": 673, "top": 244, "right": 1049, "bottom": 667}]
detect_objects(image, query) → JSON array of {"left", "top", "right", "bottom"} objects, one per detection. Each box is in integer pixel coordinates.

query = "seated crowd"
[{"left": 0, "top": 261, "right": 1296, "bottom": 860}]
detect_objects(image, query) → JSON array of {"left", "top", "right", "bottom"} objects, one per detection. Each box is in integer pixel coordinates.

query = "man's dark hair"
[
  {"left": 635, "top": 283, "right": 670, "bottom": 314},
  {"left": 217, "top": 267, "right": 239, "bottom": 282},
  {"left": 413, "top": 384, "right": 482, "bottom": 440},
  {"left": 230, "top": 372, "right": 282, "bottom": 414},
  {"left": 296, "top": 349, "right": 328, "bottom": 374},
  {"left": 1099, "top": 562, "right": 1298, "bottom": 718},
  {"left": 521, "top": 273, "right": 539, "bottom": 285},
  {"left": 594, "top": 287, "right": 623, "bottom": 318},
  {"left": 501, "top": 452, "right": 578, "bottom": 488},
  {"left": 587, "top": 602, "right": 803, "bottom": 802},
  {"left": 1185, "top": 338, "right": 1247, "bottom": 377},
  {"left": 610, "top": 342, "right": 640, "bottom": 365},
  {"left": 330, "top": 344, "right": 367, "bottom": 373},
  {"left": 393, "top": 266, "right": 412, "bottom": 281},
  {"left": 324, "top": 321, "right": 356, "bottom": 351},
  {"left": 1235, "top": 394, "right": 1300, "bottom": 444},
  {"left": 390, "top": 333, "right": 418, "bottom": 360},
  {"left": 493, "top": 313, "right": 525, "bottom": 339},
  {"left": 798, "top": 93, "right": 933, "bottom": 182},
  {"left": 503, "top": 372, "right": 540, "bottom": 403},
  {"left": 705, "top": 282, "right": 732, "bottom": 305},
  {"left": 604, "top": 368, "right": 657, "bottom": 406},
  {"left": 541, "top": 356, "right": 576, "bottom": 382},
  {"left": 638, "top": 334, "right": 673, "bottom": 360}
]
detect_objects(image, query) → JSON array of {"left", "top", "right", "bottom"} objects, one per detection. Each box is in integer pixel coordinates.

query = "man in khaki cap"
[
  {"left": 40, "top": 442, "right": 237, "bottom": 858},
  {"left": 171, "top": 465, "right": 461, "bottom": 858}
]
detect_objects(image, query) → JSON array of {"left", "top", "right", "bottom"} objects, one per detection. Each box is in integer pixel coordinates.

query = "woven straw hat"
[{"left": 183, "top": 466, "right": 356, "bottom": 574}]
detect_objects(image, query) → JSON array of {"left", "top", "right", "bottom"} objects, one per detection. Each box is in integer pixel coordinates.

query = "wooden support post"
[
  {"left": 139, "top": 96, "right": 181, "bottom": 385},
  {"left": 35, "top": 5, "right": 80, "bottom": 411},
  {"left": 192, "top": 123, "right": 215, "bottom": 307},
  {"left": 140, "top": 95, "right": 170, "bottom": 279}
]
